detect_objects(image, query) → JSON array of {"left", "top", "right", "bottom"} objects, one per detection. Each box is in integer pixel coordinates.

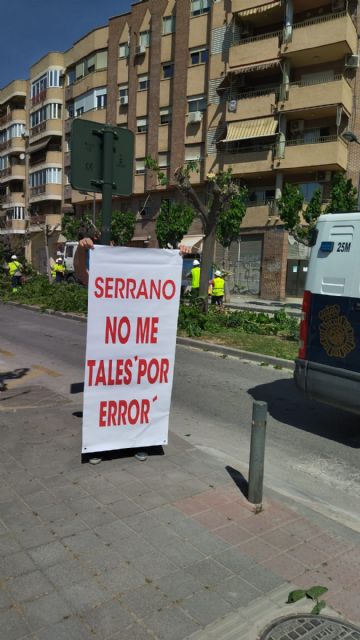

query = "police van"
[{"left": 295, "top": 212, "right": 360, "bottom": 414}]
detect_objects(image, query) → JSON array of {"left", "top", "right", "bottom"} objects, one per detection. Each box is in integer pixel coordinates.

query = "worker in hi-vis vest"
[
  {"left": 210, "top": 270, "right": 225, "bottom": 306},
  {"left": 186, "top": 259, "right": 201, "bottom": 297},
  {"left": 7, "top": 255, "right": 23, "bottom": 292},
  {"left": 51, "top": 258, "right": 65, "bottom": 283}
]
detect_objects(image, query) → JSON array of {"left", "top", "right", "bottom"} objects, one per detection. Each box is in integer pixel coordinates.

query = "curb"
[
  {"left": 3, "top": 300, "right": 295, "bottom": 370},
  {"left": 176, "top": 336, "right": 295, "bottom": 370},
  {"left": 225, "top": 303, "right": 301, "bottom": 317}
]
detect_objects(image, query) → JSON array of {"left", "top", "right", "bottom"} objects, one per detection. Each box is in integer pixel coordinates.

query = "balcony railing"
[
  {"left": 285, "top": 134, "right": 338, "bottom": 147},
  {"left": 31, "top": 90, "right": 47, "bottom": 107},
  {"left": 0, "top": 168, "right": 11, "bottom": 178},
  {"left": 292, "top": 9, "right": 350, "bottom": 32},
  {"left": 220, "top": 142, "right": 274, "bottom": 155},
  {"left": 232, "top": 28, "right": 282, "bottom": 47},
  {"left": 223, "top": 85, "right": 280, "bottom": 102},
  {"left": 288, "top": 73, "right": 345, "bottom": 89},
  {"left": 30, "top": 185, "right": 46, "bottom": 196},
  {"left": 30, "top": 122, "right": 47, "bottom": 136}
]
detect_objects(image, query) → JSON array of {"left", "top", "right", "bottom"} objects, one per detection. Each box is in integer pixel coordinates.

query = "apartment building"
[{"left": 1, "top": 0, "right": 359, "bottom": 298}]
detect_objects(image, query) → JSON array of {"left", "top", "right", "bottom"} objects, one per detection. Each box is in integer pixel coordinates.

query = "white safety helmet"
[
  {"left": 193, "top": 259, "right": 200, "bottom": 266},
  {"left": 11, "top": 255, "right": 17, "bottom": 260},
  {"left": 56, "top": 258, "right": 62, "bottom": 263},
  {"left": 214, "top": 270, "right": 222, "bottom": 276}
]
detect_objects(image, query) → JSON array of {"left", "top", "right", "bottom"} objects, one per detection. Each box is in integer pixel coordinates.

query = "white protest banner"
[{"left": 82, "top": 246, "right": 182, "bottom": 454}]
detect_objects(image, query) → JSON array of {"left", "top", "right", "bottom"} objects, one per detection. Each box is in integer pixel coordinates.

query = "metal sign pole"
[{"left": 100, "top": 126, "right": 117, "bottom": 246}]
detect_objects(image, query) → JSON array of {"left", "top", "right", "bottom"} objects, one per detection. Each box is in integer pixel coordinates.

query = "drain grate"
[{"left": 260, "top": 615, "right": 360, "bottom": 640}]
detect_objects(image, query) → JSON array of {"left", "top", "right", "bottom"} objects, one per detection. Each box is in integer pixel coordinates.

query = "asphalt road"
[{"left": 1, "top": 303, "right": 360, "bottom": 530}]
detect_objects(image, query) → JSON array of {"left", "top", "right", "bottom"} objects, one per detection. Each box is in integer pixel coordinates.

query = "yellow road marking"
[
  {"left": 0, "top": 349, "right": 14, "bottom": 357},
  {"left": 31, "top": 364, "right": 62, "bottom": 378}
]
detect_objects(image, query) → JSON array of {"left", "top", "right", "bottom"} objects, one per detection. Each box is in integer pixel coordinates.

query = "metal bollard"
[{"left": 248, "top": 401, "right": 268, "bottom": 508}]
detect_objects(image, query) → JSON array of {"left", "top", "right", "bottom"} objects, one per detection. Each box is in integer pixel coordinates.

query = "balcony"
[
  {"left": 282, "top": 12, "right": 357, "bottom": 60},
  {"left": 276, "top": 135, "right": 348, "bottom": 171},
  {"left": 0, "top": 165, "right": 25, "bottom": 182},
  {"left": 31, "top": 90, "right": 47, "bottom": 108},
  {"left": 282, "top": 75, "right": 352, "bottom": 115},
  {"left": 0, "top": 109, "right": 26, "bottom": 128},
  {"left": 208, "top": 144, "right": 274, "bottom": 176},
  {"left": 0, "top": 137, "right": 26, "bottom": 154},
  {"left": 229, "top": 30, "right": 281, "bottom": 68},
  {"left": 226, "top": 87, "right": 279, "bottom": 121},
  {"left": 6, "top": 219, "right": 27, "bottom": 233},
  {"left": 30, "top": 119, "right": 63, "bottom": 142},
  {"left": 29, "top": 183, "right": 62, "bottom": 202},
  {"left": 65, "top": 70, "right": 108, "bottom": 100},
  {"left": 242, "top": 201, "right": 276, "bottom": 229},
  {"left": 1, "top": 192, "right": 25, "bottom": 207}
]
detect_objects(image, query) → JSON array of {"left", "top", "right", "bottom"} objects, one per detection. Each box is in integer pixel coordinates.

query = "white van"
[{"left": 295, "top": 212, "right": 360, "bottom": 414}]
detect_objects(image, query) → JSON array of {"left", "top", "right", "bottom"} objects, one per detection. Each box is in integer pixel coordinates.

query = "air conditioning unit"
[
  {"left": 136, "top": 44, "right": 146, "bottom": 55},
  {"left": 120, "top": 95, "right": 128, "bottom": 105},
  {"left": 188, "top": 111, "right": 203, "bottom": 124},
  {"left": 332, "top": 0, "right": 345, "bottom": 11},
  {"left": 316, "top": 171, "right": 332, "bottom": 183},
  {"left": 228, "top": 99, "right": 237, "bottom": 112},
  {"left": 290, "top": 119, "right": 304, "bottom": 133},
  {"left": 345, "top": 54, "right": 359, "bottom": 69}
]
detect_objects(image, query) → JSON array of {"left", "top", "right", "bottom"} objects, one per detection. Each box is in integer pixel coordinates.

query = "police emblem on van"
[{"left": 319, "top": 305, "right": 355, "bottom": 358}]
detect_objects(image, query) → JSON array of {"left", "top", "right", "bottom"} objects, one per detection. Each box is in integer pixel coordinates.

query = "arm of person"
[{"left": 74, "top": 238, "right": 94, "bottom": 286}]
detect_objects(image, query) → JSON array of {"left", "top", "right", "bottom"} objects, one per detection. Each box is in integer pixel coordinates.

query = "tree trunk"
[
  {"left": 223, "top": 246, "right": 230, "bottom": 303},
  {"left": 200, "top": 222, "right": 217, "bottom": 312},
  {"left": 44, "top": 226, "right": 52, "bottom": 283}
]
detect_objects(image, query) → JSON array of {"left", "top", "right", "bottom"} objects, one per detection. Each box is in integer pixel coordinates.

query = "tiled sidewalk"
[{"left": 0, "top": 406, "right": 359, "bottom": 640}]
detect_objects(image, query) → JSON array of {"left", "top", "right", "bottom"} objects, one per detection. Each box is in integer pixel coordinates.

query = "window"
[
  {"left": 299, "top": 183, "right": 322, "bottom": 202},
  {"left": 67, "top": 69, "right": 76, "bottom": 86},
  {"left": 190, "top": 47, "right": 208, "bottom": 65},
  {"left": 138, "top": 75, "right": 149, "bottom": 91},
  {"left": 85, "top": 55, "right": 95, "bottom": 74},
  {"left": 185, "top": 144, "right": 201, "bottom": 160},
  {"left": 119, "top": 42, "right": 129, "bottom": 58},
  {"left": 75, "top": 61, "right": 85, "bottom": 80},
  {"left": 137, "top": 117, "right": 148, "bottom": 133},
  {"left": 162, "top": 63, "right": 174, "bottom": 79},
  {"left": 160, "top": 107, "right": 172, "bottom": 125},
  {"left": 162, "top": 15, "right": 176, "bottom": 34},
  {"left": 96, "top": 94, "right": 107, "bottom": 109},
  {"left": 119, "top": 85, "right": 128, "bottom": 98},
  {"left": 187, "top": 95, "right": 207, "bottom": 112},
  {"left": 76, "top": 106, "right": 84, "bottom": 116},
  {"left": 191, "top": 0, "right": 210, "bottom": 16},
  {"left": 68, "top": 104, "right": 75, "bottom": 118},
  {"left": 139, "top": 30, "right": 151, "bottom": 47},
  {"left": 136, "top": 158, "right": 145, "bottom": 174},
  {"left": 29, "top": 167, "right": 62, "bottom": 187},
  {"left": 158, "top": 152, "right": 169, "bottom": 167}
]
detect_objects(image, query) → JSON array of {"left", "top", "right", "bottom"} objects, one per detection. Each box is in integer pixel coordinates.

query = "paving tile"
[
  {"left": 131, "top": 490, "right": 169, "bottom": 510},
  {"left": 237, "top": 538, "right": 280, "bottom": 563},
  {"left": 0, "top": 551, "right": 36, "bottom": 578},
  {"left": 285, "top": 518, "right": 323, "bottom": 541},
  {"left": 62, "top": 530, "right": 102, "bottom": 553},
  {"left": 94, "top": 519, "right": 133, "bottom": 543},
  {"left": 98, "top": 562, "right": 146, "bottom": 594},
  {"left": 43, "top": 559, "right": 92, "bottom": 588},
  {"left": 213, "top": 547, "right": 256, "bottom": 573},
  {"left": 261, "top": 552, "right": 306, "bottom": 581},
  {"left": 191, "top": 531, "right": 231, "bottom": 555},
  {"left": 109, "top": 623, "right": 156, "bottom": 639},
  {"left": 161, "top": 539, "right": 205, "bottom": 568},
  {"left": 28, "top": 541, "right": 70, "bottom": 568},
  {"left": 49, "top": 516, "right": 89, "bottom": 538},
  {"left": 172, "top": 496, "right": 209, "bottom": 516},
  {"left": 240, "top": 563, "right": 285, "bottom": 592},
  {"left": 60, "top": 580, "right": 109, "bottom": 612},
  {"left": 186, "top": 558, "right": 233, "bottom": 587},
  {"left": 37, "top": 503, "right": 75, "bottom": 523},
  {"left": 180, "top": 588, "right": 232, "bottom": 626},
  {"left": 62, "top": 496, "right": 100, "bottom": 514},
  {"left": 132, "top": 550, "right": 178, "bottom": 580},
  {"left": 14, "top": 525, "right": 55, "bottom": 550},
  {"left": 121, "top": 511, "right": 161, "bottom": 533},
  {"left": 7, "top": 569, "right": 54, "bottom": 602},
  {"left": 169, "top": 517, "right": 208, "bottom": 540},
  {"left": 140, "top": 524, "right": 181, "bottom": 550},
  {"left": 22, "top": 591, "right": 73, "bottom": 632},
  {"left": 0, "top": 608, "right": 31, "bottom": 640},
  {"left": 146, "top": 604, "right": 200, "bottom": 640},
  {"left": 77, "top": 506, "right": 118, "bottom": 528},
  {"left": 155, "top": 570, "right": 204, "bottom": 602},
  {"left": 214, "top": 502, "right": 253, "bottom": 523},
  {"left": 36, "top": 615, "right": 94, "bottom": 640},
  {"left": 149, "top": 506, "right": 186, "bottom": 525},
  {"left": 107, "top": 497, "right": 144, "bottom": 519},
  {"left": 327, "top": 588, "right": 360, "bottom": 625},
  {"left": 212, "top": 574, "right": 262, "bottom": 608},
  {"left": 0, "top": 534, "right": 22, "bottom": 556},
  {"left": 109, "top": 533, "right": 156, "bottom": 561},
  {"left": 85, "top": 599, "right": 134, "bottom": 637},
  {"left": 83, "top": 544, "right": 124, "bottom": 573},
  {"left": 120, "top": 583, "right": 169, "bottom": 619},
  {"left": 259, "top": 528, "right": 302, "bottom": 552},
  {"left": 310, "top": 533, "right": 354, "bottom": 557},
  {"left": 214, "top": 523, "right": 253, "bottom": 545},
  {"left": 193, "top": 509, "right": 230, "bottom": 530},
  {"left": 0, "top": 587, "right": 13, "bottom": 609}
]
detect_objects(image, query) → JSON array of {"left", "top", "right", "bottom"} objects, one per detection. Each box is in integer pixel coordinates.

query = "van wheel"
[{"left": 66, "top": 274, "right": 76, "bottom": 284}]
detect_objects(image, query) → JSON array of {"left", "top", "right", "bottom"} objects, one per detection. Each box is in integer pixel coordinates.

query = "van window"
[{"left": 65, "top": 246, "right": 74, "bottom": 258}]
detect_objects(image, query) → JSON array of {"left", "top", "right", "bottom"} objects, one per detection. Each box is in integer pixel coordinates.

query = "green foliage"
[
  {"left": 178, "top": 304, "right": 299, "bottom": 341},
  {"left": 144, "top": 156, "right": 168, "bottom": 186},
  {"left": 325, "top": 172, "right": 358, "bottom": 213},
  {"left": 62, "top": 213, "right": 94, "bottom": 241},
  {"left": 156, "top": 201, "right": 195, "bottom": 248},
  {"left": 111, "top": 210, "right": 136, "bottom": 245},
  {"left": 0, "top": 275, "right": 88, "bottom": 314},
  {"left": 303, "top": 188, "right": 322, "bottom": 228},
  {"left": 216, "top": 186, "right": 248, "bottom": 248},
  {"left": 287, "top": 586, "right": 328, "bottom": 615},
  {"left": 277, "top": 183, "right": 304, "bottom": 233}
]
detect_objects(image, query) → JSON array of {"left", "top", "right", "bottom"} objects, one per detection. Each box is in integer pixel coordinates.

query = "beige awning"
[
  {"left": 218, "top": 59, "right": 281, "bottom": 90},
  {"left": 221, "top": 117, "right": 278, "bottom": 142},
  {"left": 235, "top": 0, "right": 282, "bottom": 16},
  {"left": 28, "top": 137, "right": 52, "bottom": 154},
  {"left": 179, "top": 235, "right": 204, "bottom": 254}
]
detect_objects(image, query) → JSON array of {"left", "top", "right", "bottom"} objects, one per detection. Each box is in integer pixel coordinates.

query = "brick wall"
[{"left": 260, "top": 227, "right": 288, "bottom": 301}]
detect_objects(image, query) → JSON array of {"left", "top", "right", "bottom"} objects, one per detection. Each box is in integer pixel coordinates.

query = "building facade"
[{"left": 1, "top": 0, "right": 359, "bottom": 298}]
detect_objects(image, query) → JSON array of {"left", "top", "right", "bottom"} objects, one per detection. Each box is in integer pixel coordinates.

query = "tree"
[
  {"left": 145, "top": 158, "right": 247, "bottom": 302},
  {"left": 31, "top": 214, "right": 61, "bottom": 282},
  {"left": 155, "top": 201, "right": 195, "bottom": 248},
  {"left": 277, "top": 173, "right": 358, "bottom": 246},
  {"left": 62, "top": 212, "right": 94, "bottom": 242},
  {"left": 111, "top": 210, "right": 136, "bottom": 246}
]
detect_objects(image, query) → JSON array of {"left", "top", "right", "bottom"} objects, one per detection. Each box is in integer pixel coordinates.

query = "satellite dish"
[{"left": 19, "top": 153, "right": 26, "bottom": 160}]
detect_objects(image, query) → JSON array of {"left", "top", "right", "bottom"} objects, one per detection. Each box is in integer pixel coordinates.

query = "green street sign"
[{"left": 70, "top": 119, "right": 134, "bottom": 196}]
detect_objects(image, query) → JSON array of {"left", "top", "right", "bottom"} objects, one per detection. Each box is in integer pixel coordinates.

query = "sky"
[{"left": 1, "top": 1, "right": 132, "bottom": 89}]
